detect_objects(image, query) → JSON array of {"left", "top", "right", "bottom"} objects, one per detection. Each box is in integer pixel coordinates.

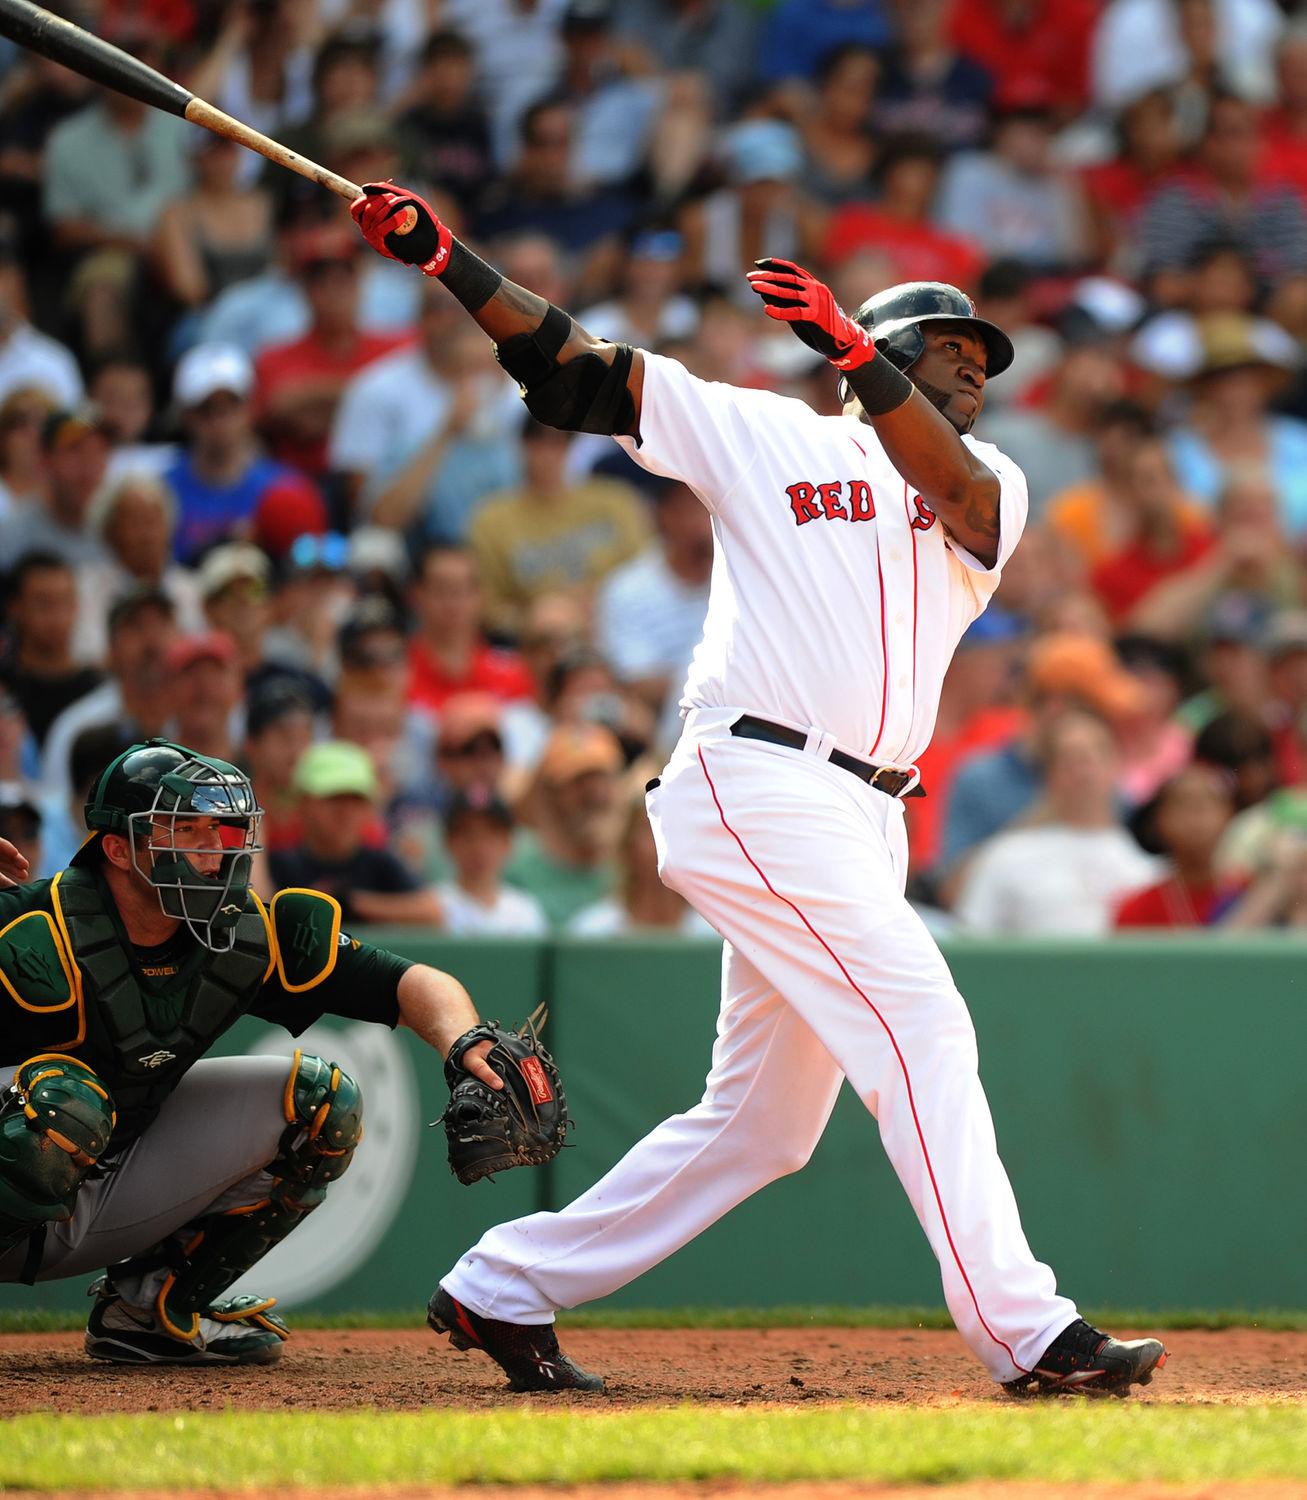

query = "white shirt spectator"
[
  {"left": 578, "top": 295, "right": 700, "bottom": 349},
  {"left": 1092, "top": 0, "right": 1282, "bottom": 110},
  {"left": 955, "top": 825, "right": 1161, "bottom": 936},
  {"left": 40, "top": 678, "right": 120, "bottom": 805},
  {"left": 436, "top": 881, "right": 550, "bottom": 936},
  {"left": 444, "top": 0, "right": 569, "bottom": 165},
  {"left": 0, "top": 323, "right": 83, "bottom": 408},
  {"left": 73, "top": 562, "right": 202, "bottom": 666},
  {"left": 595, "top": 544, "right": 711, "bottom": 731},
  {"left": 936, "top": 153, "right": 1086, "bottom": 269}
]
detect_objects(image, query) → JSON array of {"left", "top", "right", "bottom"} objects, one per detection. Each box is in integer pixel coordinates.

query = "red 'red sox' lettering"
[
  {"left": 785, "top": 479, "right": 879, "bottom": 526},
  {"left": 910, "top": 494, "right": 937, "bottom": 531}
]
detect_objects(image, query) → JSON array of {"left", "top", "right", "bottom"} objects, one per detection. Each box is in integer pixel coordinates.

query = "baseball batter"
[
  {"left": 0, "top": 738, "right": 567, "bottom": 1364},
  {"left": 353, "top": 186, "right": 1168, "bottom": 1398}
]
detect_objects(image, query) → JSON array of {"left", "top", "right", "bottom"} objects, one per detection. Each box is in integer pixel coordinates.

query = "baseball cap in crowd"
[
  {"left": 165, "top": 630, "right": 239, "bottom": 674},
  {"left": 1026, "top": 633, "right": 1143, "bottom": 719},
  {"left": 444, "top": 785, "right": 514, "bottom": 834},
  {"left": 338, "top": 596, "right": 407, "bottom": 669},
  {"left": 723, "top": 120, "right": 803, "bottom": 185},
  {"left": 1261, "top": 608, "right": 1307, "bottom": 660},
  {"left": 348, "top": 526, "right": 410, "bottom": 585},
  {"left": 292, "top": 740, "right": 379, "bottom": 801},
  {"left": 197, "top": 543, "right": 272, "bottom": 601},
  {"left": 173, "top": 344, "right": 255, "bottom": 408},
  {"left": 42, "top": 404, "right": 109, "bottom": 453},
  {"left": 1194, "top": 313, "right": 1299, "bottom": 380},
  {"left": 538, "top": 723, "right": 623, "bottom": 784},
  {"left": 252, "top": 474, "right": 328, "bottom": 559}
]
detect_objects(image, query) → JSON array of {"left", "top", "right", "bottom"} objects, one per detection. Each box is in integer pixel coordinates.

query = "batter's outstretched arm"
[
  {"left": 350, "top": 183, "right": 646, "bottom": 438},
  {"left": 748, "top": 258, "right": 1001, "bottom": 567}
]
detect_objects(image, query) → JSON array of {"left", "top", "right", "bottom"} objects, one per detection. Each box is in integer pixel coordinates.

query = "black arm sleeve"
[{"left": 249, "top": 933, "right": 414, "bottom": 1036}]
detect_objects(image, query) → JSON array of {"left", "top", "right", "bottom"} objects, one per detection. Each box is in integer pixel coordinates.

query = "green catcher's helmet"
[{"left": 78, "top": 739, "right": 263, "bottom": 950}]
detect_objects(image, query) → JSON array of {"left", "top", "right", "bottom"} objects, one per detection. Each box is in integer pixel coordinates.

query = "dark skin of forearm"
[{"left": 845, "top": 328, "right": 1002, "bottom": 568}]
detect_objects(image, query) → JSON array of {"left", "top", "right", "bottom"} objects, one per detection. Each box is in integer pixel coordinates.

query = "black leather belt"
[{"left": 730, "top": 714, "right": 926, "bottom": 798}]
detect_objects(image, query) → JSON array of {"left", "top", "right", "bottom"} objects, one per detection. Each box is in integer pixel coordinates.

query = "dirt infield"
[{"left": 1, "top": 1325, "right": 1304, "bottom": 1412}]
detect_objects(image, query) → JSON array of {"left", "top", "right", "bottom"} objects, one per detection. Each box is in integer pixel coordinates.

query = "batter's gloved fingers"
[
  {"left": 350, "top": 182, "right": 452, "bottom": 275},
  {"left": 746, "top": 258, "right": 876, "bottom": 371}
]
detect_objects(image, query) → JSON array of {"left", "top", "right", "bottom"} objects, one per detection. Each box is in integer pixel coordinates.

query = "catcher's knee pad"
[
  {"left": 0, "top": 1055, "right": 115, "bottom": 1251},
  {"left": 137, "top": 1050, "right": 362, "bottom": 1341}
]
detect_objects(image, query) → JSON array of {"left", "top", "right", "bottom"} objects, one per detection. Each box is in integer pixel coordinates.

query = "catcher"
[{"left": 0, "top": 739, "right": 568, "bottom": 1366}]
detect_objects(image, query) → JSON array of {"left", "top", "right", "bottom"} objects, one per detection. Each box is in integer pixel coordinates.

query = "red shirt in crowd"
[
  {"left": 406, "top": 639, "right": 535, "bottom": 713},
  {"left": 949, "top": 0, "right": 1096, "bottom": 113},
  {"left": 254, "top": 330, "right": 409, "bottom": 476},
  {"left": 907, "top": 704, "right": 1028, "bottom": 870},
  {"left": 1090, "top": 523, "right": 1215, "bottom": 624},
  {"left": 1113, "top": 876, "right": 1242, "bottom": 928},
  {"left": 822, "top": 209, "right": 985, "bottom": 291}
]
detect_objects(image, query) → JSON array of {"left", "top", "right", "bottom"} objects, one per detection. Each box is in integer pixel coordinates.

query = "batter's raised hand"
[
  {"left": 351, "top": 182, "right": 452, "bottom": 276},
  {"left": 747, "top": 258, "right": 876, "bottom": 371}
]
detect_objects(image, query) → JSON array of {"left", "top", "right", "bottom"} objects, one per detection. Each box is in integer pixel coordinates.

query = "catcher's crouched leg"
[{"left": 87, "top": 1050, "right": 362, "bottom": 1366}]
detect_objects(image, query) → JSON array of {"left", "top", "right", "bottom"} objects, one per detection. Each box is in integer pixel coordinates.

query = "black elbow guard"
[{"left": 495, "top": 305, "right": 636, "bottom": 436}]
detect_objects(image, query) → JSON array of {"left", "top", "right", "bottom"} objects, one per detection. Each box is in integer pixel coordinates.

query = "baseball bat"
[{"left": 0, "top": 0, "right": 362, "bottom": 202}]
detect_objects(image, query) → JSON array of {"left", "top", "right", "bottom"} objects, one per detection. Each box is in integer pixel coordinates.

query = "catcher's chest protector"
[{"left": 0, "top": 869, "right": 271, "bottom": 1148}]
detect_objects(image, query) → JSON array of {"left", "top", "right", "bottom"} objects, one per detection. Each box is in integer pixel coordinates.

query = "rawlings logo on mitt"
[{"left": 439, "top": 1005, "right": 571, "bottom": 1184}]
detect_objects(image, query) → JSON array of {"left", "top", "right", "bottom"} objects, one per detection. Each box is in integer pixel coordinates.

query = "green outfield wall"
[{"left": 3, "top": 934, "right": 1303, "bottom": 1317}]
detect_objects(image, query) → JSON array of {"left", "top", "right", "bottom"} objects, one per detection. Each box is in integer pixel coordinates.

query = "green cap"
[{"left": 292, "top": 741, "right": 378, "bottom": 801}]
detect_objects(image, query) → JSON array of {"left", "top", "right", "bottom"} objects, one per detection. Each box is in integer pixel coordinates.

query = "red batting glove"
[
  {"left": 350, "top": 182, "right": 452, "bottom": 276},
  {"left": 746, "top": 258, "right": 876, "bottom": 371}
]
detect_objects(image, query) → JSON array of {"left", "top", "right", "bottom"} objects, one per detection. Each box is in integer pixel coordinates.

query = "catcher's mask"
[
  {"left": 836, "top": 280, "right": 1014, "bottom": 405},
  {"left": 78, "top": 739, "right": 263, "bottom": 950}
]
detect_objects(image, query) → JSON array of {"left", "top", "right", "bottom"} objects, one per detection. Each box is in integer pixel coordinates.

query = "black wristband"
[
  {"left": 842, "top": 355, "right": 914, "bottom": 416},
  {"left": 443, "top": 239, "right": 504, "bottom": 314}
]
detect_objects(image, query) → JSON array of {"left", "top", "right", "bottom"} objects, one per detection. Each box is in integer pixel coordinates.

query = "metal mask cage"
[{"left": 124, "top": 763, "right": 264, "bottom": 951}]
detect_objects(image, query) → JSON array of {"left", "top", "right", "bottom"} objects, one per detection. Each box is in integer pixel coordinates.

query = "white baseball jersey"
[{"left": 618, "top": 353, "right": 1028, "bottom": 762}]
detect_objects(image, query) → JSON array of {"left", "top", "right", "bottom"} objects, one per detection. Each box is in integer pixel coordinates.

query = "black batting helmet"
[{"left": 852, "top": 281, "right": 1014, "bottom": 378}]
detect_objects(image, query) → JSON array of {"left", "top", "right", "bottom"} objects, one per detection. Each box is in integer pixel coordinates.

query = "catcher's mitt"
[{"left": 440, "top": 1005, "right": 571, "bottom": 1184}]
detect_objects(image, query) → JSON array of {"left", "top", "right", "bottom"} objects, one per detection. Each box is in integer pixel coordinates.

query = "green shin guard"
[
  {"left": 0, "top": 1055, "right": 115, "bottom": 1260},
  {"left": 127, "top": 1051, "right": 362, "bottom": 1342}
]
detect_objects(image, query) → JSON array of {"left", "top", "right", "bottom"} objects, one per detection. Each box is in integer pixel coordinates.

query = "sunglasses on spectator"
[{"left": 439, "top": 732, "right": 503, "bottom": 758}]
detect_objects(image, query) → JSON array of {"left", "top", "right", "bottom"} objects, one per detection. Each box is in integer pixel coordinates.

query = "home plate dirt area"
[{"left": 1, "top": 1325, "right": 1303, "bottom": 1411}]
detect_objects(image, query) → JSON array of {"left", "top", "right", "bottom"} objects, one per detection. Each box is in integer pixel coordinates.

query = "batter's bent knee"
[{"left": 0, "top": 1055, "right": 115, "bottom": 1253}]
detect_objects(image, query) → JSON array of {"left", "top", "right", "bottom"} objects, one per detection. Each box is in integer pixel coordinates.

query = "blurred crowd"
[{"left": 4, "top": 0, "right": 1307, "bottom": 937}]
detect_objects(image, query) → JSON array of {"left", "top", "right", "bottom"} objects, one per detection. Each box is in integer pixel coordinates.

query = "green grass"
[
  {"left": 2, "top": 1406, "right": 1304, "bottom": 1491},
  {"left": 3, "top": 1303, "right": 1305, "bottom": 1334}
]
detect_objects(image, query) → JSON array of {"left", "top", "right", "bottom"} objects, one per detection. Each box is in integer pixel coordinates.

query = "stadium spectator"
[
  {"left": 1045, "top": 402, "right": 1160, "bottom": 571},
  {"left": 569, "top": 783, "right": 714, "bottom": 936},
  {"left": 242, "top": 680, "right": 317, "bottom": 853},
  {"left": 164, "top": 343, "right": 291, "bottom": 564},
  {"left": 955, "top": 710, "right": 1161, "bottom": 935},
  {"left": 475, "top": 98, "right": 638, "bottom": 300},
  {"left": 74, "top": 471, "right": 204, "bottom": 662},
  {"left": 757, "top": 0, "right": 889, "bottom": 85},
  {"left": 395, "top": 31, "right": 495, "bottom": 213},
  {"left": 166, "top": 630, "right": 244, "bottom": 763},
  {"left": 578, "top": 230, "right": 699, "bottom": 349},
  {"left": 611, "top": 0, "right": 758, "bottom": 113},
  {"left": 1, "top": 553, "right": 103, "bottom": 747},
  {"left": 507, "top": 722, "right": 623, "bottom": 927},
  {"left": 1114, "top": 636, "right": 1195, "bottom": 808},
  {"left": 0, "top": 385, "right": 56, "bottom": 521},
  {"left": 0, "top": 782, "right": 42, "bottom": 883},
  {"left": 437, "top": 787, "right": 548, "bottom": 937},
  {"left": 251, "top": 471, "right": 330, "bottom": 562},
  {"left": 935, "top": 91, "right": 1090, "bottom": 270},
  {"left": 595, "top": 479, "right": 712, "bottom": 728},
  {"left": 554, "top": 1, "right": 663, "bottom": 191},
  {"left": 186, "top": 0, "right": 316, "bottom": 158},
  {"left": 1262, "top": 610, "right": 1307, "bottom": 788},
  {"left": 40, "top": 587, "right": 176, "bottom": 803},
  {"left": 796, "top": 44, "right": 881, "bottom": 208},
  {"left": 261, "top": 533, "right": 355, "bottom": 684},
  {"left": 197, "top": 543, "right": 273, "bottom": 677},
  {"left": 0, "top": 406, "right": 110, "bottom": 572},
  {"left": 268, "top": 739, "right": 443, "bottom": 926},
  {"left": 0, "top": 240, "right": 82, "bottom": 408},
  {"left": 331, "top": 281, "right": 520, "bottom": 536},
  {"left": 1114, "top": 764, "right": 1242, "bottom": 928},
  {"left": 469, "top": 420, "right": 649, "bottom": 635},
  {"left": 951, "top": 0, "right": 1095, "bottom": 115},
  {"left": 1262, "top": 22, "right": 1307, "bottom": 196},
  {"left": 875, "top": 0, "right": 992, "bottom": 152},
  {"left": 1080, "top": 88, "right": 1185, "bottom": 269},
  {"left": 254, "top": 224, "right": 408, "bottom": 479},
  {"left": 151, "top": 132, "right": 274, "bottom": 316},
  {"left": 90, "top": 355, "right": 174, "bottom": 479},
  {"left": 406, "top": 544, "right": 535, "bottom": 714},
  {"left": 1136, "top": 93, "right": 1307, "bottom": 283}
]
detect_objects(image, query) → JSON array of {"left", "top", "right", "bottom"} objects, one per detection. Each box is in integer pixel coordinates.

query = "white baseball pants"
[{"left": 443, "top": 709, "right": 1078, "bottom": 1381}]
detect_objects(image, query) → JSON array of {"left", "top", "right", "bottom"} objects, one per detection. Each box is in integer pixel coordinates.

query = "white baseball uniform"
[{"left": 443, "top": 353, "right": 1079, "bottom": 1382}]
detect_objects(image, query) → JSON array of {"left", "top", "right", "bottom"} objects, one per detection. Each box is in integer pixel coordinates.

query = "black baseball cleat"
[
  {"left": 1004, "top": 1318, "right": 1167, "bottom": 1398},
  {"left": 427, "top": 1286, "right": 605, "bottom": 1393}
]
